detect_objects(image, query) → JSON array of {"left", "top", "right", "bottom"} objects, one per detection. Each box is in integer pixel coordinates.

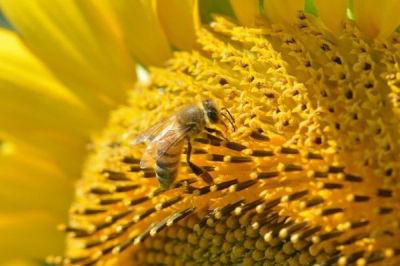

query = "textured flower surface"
[
  {"left": 60, "top": 2, "right": 400, "bottom": 266},
  {"left": 1, "top": 0, "right": 400, "bottom": 265}
]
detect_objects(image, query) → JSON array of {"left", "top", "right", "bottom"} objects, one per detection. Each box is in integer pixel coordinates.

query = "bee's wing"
[
  {"left": 133, "top": 104, "right": 196, "bottom": 144},
  {"left": 156, "top": 123, "right": 194, "bottom": 158},
  {"left": 137, "top": 116, "right": 179, "bottom": 168},
  {"left": 133, "top": 115, "right": 177, "bottom": 145},
  {"left": 139, "top": 141, "right": 157, "bottom": 169},
  {"left": 139, "top": 122, "right": 195, "bottom": 169}
]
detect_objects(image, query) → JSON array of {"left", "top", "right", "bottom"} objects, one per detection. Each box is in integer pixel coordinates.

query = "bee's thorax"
[{"left": 176, "top": 105, "right": 206, "bottom": 136}]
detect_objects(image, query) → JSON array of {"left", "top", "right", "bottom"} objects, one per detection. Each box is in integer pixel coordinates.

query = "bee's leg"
[
  {"left": 204, "top": 126, "right": 227, "bottom": 140},
  {"left": 204, "top": 127, "right": 225, "bottom": 138},
  {"left": 186, "top": 138, "right": 213, "bottom": 184}
]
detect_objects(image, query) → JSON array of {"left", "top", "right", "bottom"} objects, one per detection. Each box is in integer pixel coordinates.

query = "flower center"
[{"left": 59, "top": 13, "right": 400, "bottom": 266}]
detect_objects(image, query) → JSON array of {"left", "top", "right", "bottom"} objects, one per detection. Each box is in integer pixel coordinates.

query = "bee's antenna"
[
  {"left": 221, "top": 111, "right": 236, "bottom": 132},
  {"left": 220, "top": 118, "right": 228, "bottom": 132},
  {"left": 221, "top": 108, "right": 235, "bottom": 124}
]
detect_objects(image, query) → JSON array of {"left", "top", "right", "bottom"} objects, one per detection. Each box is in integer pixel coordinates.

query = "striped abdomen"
[{"left": 155, "top": 139, "right": 185, "bottom": 188}]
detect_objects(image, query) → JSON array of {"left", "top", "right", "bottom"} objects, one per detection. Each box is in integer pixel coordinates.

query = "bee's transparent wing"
[
  {"left": 133, "top": 115, "right": 177, "bottom": 145},
  {"left": 139, "top": 122, "right": 195, "bottom": 169},
  {"left": 133, "top": 104, "right": 198, "bottom": 144},
  {"left": 139, "top": 142, "right": 158, "bottom": 169},
  {"left": 156, "top": 124, "right": 194, "bottom": 157},
  {"left": 135, "top": 116, "right": 179, "bottom": 169}
]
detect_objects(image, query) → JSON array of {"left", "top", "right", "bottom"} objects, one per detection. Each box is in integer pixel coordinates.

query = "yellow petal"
[
  {"left": 0, "top": 211, "right": 63, "bottom": 264},
  {"left": 0, "top": 134, "right": 73, "bottom": 215},
  {"left": 105, "top": 0, "right": 172, "bottom": 66},
  {"left": 0, "top": 30, "right": 85, "bottom": 263},
  {"left": 230, "top": 0, "right": 260, "bottom": 26},
  {"left": 0, "top": 162, "right": 72, "bottom": 218},
  {"left": 0, "top": 135, "right": 73, "bottom": 202},
  {"left": 0, "top": 29, "right": 84, "bottom": 109},
  {"left": 0, "top": 29, "right": 96, "bottom": 177},
  {"left": 2, "top": 130, "right": 88, "bottom": 182},
  {"left": 354, "top": 0, "right": 400, "bottom": 39},
  {"left": 315, "top": 0, "right": 347, "bottom": 33},
  {"left": 157, "top": 0, "right": 199, "bottom": 51},
  {"left": 1, "top": 259, "right": 39, "bottom": 266},
  {"left": 0, "top": 136, "right": 73, "bottom": 262},
  {"left": 0, "top": 27, "right": 100, "bottom": 165},
  {"left": 1, "top": 0, "right": 136, "bottom": 117},
  {"left": 263, "top": 0, "right": 304, "bottom": 24}
]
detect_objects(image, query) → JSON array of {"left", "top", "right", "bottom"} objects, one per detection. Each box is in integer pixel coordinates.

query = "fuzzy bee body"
[
  {"left": 154, "top": 135, "right": 184, "bottom": 188},
  {"left": 134, "top": 99, "right": 233, "bottom": 188}
]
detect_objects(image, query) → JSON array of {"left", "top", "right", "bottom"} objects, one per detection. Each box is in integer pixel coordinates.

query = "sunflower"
[{"left": 1, "top": 0, "right": 400, "bottom": 265}]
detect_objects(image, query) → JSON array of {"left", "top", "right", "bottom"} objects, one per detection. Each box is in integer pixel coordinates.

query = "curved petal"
[
  {"left": 1, "top": 0, "right": 136, "bottom": 118},
  {"left": 0, "top": 260, "right": 39, "bottom": 266},
  {"left": 0, "top": 28, "right": 94, "bottom": 263},
  {"left": 0, "top": 29, "right": 85, "bottom": 109},
  {"left": 157, "top": 0, "right": 199, "bottom": 51},
  {"left": 354, "top": 0, "right": 400, "bottom": 39},
  {"left": 0, "top": 211, "right": 63, "bottom": 264},
  {"left": 230, "top": 0, "right": 260, "bottom": 26},
  {"left": 0, "top": 134, "right": 73, "bottom": 216},
  {"left": 315, "top": 0, "right": 347, "bottom": 33},
  {"left": 0, "top": 29, "right": 98, "bottom": 176},
  {"left": 263, "top": 0, "right": 304, "bottom": 24},
  {"left": 105, "top": 0, "right": 172, "bottom": 66}
]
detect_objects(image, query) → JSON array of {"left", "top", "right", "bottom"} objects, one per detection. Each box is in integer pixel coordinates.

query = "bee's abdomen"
[{"left": 155, "top": 143, "right": 183, "bottom": 188}]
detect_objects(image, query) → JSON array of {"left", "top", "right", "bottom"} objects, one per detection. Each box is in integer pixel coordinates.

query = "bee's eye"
[
  {"left": 207, "top": 109, "right": 219, "bottom": 123},
  {"left": 202, "top": 99, "right": 219, "bottom": 123}
]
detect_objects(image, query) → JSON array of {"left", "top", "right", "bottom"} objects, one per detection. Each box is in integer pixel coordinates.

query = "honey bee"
[{"left": 134, "top": 99, "right": 235, "bottom": 188}]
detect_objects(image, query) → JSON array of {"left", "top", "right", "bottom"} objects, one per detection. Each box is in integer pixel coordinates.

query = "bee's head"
[{"left": 202, "top": 99, "right": 219, "bottom": 124}]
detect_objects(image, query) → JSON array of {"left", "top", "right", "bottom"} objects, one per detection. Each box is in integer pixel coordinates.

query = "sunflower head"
[
  {"left": 1, "top": 0, "right": 400, "bottom": 265},
  {"left": 49, "top": 2, "right": 400, "bottom": 265}
]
